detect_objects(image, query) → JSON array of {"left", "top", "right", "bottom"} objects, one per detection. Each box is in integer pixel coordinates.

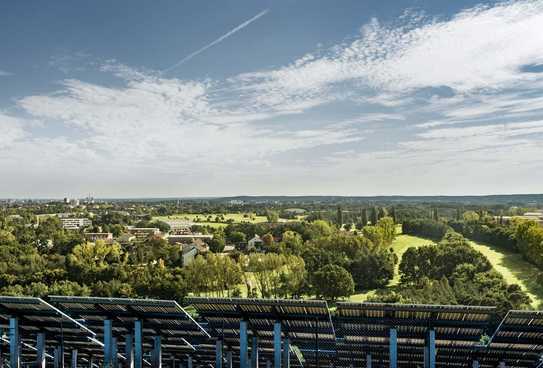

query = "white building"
[{"left": 61, "top": 218, "right": 92, "bottom": 230}]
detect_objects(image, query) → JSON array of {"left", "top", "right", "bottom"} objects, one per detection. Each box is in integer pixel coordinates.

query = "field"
[
  {"left": 154, "top": 213, "right": 304, "bottom": 228},
  {"left": 347, "top": 233, "right": 543, "bottom": 307},
  {"left": 155, "top": 213, "right": 267, "bottom": 228},
  {"left": 468, "top": 240, "right": 543, "bottom": 308}
]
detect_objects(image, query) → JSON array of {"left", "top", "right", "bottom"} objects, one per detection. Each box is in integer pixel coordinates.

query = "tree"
[
  {"left": 463, "top": 211, "right": 480, "bottom": 223},
  {"left": 266, "top": 210, "right": 279, "bottom": 223},
  {"left": 208, "top": 231, "right": 226, "bottom": 253},
  {"left": 227, "top": 231, "right": 246, "bottom": 244},
  {"left": 370, "top": 207, "right": 379, "bottom": 225},
  {"left": 67, "top": 241, "right": 122, "bottom": 284},
  {"left": 313, "top": 264, "right": 354, "bottom": 300},
  {"left": 336, "top": 206, "right": 343, "bottom": 227}
]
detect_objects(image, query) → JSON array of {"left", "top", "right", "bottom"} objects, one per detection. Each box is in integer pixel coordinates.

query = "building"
[
  {"left": 166, "top": 233, "right": 213, "bottom": 245},
  {"left": 127, "top": 227, "right": 161, "bottom": 241},
  {"left": 61, "top": 218, "right": 92, "bottom": 230},
  {"left": 247, "top": 234, "right": 263, "bottom": 250},
  {"left": 84, "top": 232, "right": 113, "bottom": 243},
  {"left": 181, "top": 244, "right": 198, "bottom": 266}
]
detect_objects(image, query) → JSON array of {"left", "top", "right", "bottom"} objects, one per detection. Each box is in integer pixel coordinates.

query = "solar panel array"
[
  {"left": 48, "top": 296, "right": 211, "bottom": 363},
  {"left": 335, "top": 303, "right": 497, "bottom": 368},
  {"left": 185, "top": 297, "right": 335, "bottom": 368},
  {"left": 0, "top": 295, "right": 542, "bottom": 368}
]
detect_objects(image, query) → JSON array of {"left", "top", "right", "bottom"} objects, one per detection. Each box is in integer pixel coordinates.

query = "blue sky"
[{"left": 1, "top": 0, "right": 542, "bottom": 197}]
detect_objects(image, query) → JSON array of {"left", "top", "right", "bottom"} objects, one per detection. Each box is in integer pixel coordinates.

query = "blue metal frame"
[
  {"left": 389, "top": 328, "right": 397, "bottom": 368},
  {"left": 104, "top": 319, "right": 113, "bottom": 368},
  {"left": 251, "top": 336, "right": 259, "bottom": 368},
  {"left": 216, "top": 339, "right": 223, "bottom": 368},
  {"left": 240, "top": 320, "right": 249, "bottom": 368},
  {"left": 274, "top": 321, "right": 282, "bottom": 368},
  {"left": 10, "top": 317, "right": 19, "bottom": 368},
  {"left": 134, "top": 320, "right": 143, "bottom": 368}
]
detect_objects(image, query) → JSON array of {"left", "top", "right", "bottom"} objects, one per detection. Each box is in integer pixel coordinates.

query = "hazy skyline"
[{"left": 1, "top": 0, "right": 543, "bottom": 198}]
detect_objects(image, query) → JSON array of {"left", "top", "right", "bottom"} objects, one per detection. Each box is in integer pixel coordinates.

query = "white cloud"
[
  {"left": 4, "top": 0, "right": 543, "bottom": 196},
  {"left": 0, "top": 70, "right": 12, "bottom": 77},
  {"left": 0, "top": 113, "right": 26, "bottom": 148}
]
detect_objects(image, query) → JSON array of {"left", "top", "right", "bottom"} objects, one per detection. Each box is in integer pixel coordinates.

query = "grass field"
[
  {"left": 154, "top": 213, "right": 304, "bottom": 228},
  {"left": 468, "top": 240, "right": 543, "bottom": 308},
  {"left": 348, "top": 234, "right": 433, "bottom": 301}
]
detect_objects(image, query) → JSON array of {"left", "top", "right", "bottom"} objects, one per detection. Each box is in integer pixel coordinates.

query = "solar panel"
[
  {"left": 48, "top": 295, "right": 211, "bottom": 363},
  {"left": 0, "top": 296, "right": 101, "bottom": 365},
  {"left": 186, "top": 297, "right": 335, "bottom": 367},
  {"left": 334, "top": 302, "right": 497, "bottom": 368}
]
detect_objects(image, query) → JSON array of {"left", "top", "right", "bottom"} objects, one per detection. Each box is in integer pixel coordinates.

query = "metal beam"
[
  {"left": 53, "top": 347, "right": 60, "bottom": 368},
  {"left": 216, "top": 340, "right": 223, "bottom": 368},
  {"left": 125, "top": 334, "right": 134, "bottom": 368},
  {"left": 424, "top": 329, "right": 435, "bottom": 368},
  {"left": 282, "top": 337, "right": 289, "bottom": 368},
  {"left": 227, "top": 351, "right": 233, "bottom": 368},
  {"left": 71, "top": 349, "right": 78, "bottom": 368},
  {"left": 112, "top": 337, "right": 119, "bottom": 368},
  {"left": 251, "top": 336, "right": 259, "bottom": 368},
  {"left": 104, "top": 319, "right": 113, "bottom": 368},
  {"left": 36, "top": 332, "right": 46, "bottom": 368},
  {"left": 240, "top": 320, "right": 249, "bottom": 368},
  {"left": 274, "top": 321, "right": 281, "bottom": 368},
  {"left": 9, "top": 317, "right": 20, "bottom": 368},
  {"left": 389, "top": 328, "right": 397, "bottom": 368},
  {"left": 134, "top": 320, "right": 143, "bottom": 368},
  {"left": 151, "top": 336, "right": 162, "bottom": 368}
]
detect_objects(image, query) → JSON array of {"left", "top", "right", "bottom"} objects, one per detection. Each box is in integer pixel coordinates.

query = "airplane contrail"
[{"left": 163, "top": 9, "right": 269, "bottom": 73}]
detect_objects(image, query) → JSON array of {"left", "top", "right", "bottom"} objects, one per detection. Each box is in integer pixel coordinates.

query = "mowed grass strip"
[{"left": 468, "top": 240, "right": 543, "bottom": 308}]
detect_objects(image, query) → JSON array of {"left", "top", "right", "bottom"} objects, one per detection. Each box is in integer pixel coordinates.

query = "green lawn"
[
  {"left": 154, "top": 213, "right": 304, "bottom": 228},
  {"left": 468, "top": 240, "right": 543, "bottom": 308},
  {"left": 346, "top": 233, "right": 543, "bottom": 308},
  {"left": 348, "top": 234, "right": 432, "bottom": 301}
]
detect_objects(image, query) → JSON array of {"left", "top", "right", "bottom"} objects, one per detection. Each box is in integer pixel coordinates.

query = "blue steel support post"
[
  {"left": 53, "top": 347, "right": 60, "bottom": 368},
  {"left": 216, "top": 339, "right": 223, "bottom": 368},
  {"left": 424, "top": 329, "right": 436, "bottom": 368},
  {"left": 134, "top": 320, "right": 143, "bottom": 368},
  {"left": 274, "top": 321, "right": 282, "bottom": 368},
  {"left": 112, "top": 337, "right": 119, "bottom": 368},
  {"left": 240, "top": 320, "right": 249, "bottom": 368},
  {"left": 104, "top": 320, "right": 113, "bottom": 368},
  {"left": 71, "top": 349, "right": 78, "bottom": 368},
  {"left": 282, "top": 337, "right": 289, "bottom": 368},
  {"left": 472, "top": 360, "right": 479, "bottom": 368},
  {"left": 36, "top": 332, "right": 46, "bottom": 368},
  {"left": 227, "top": 351, "right": 233, "bottom": 368},
  {"left": 366, "top": 354, "right": 372, "bottom": 368},
  {"left": 251, "top": 336, "right": 259, "bottom": 368},
  {"left": 151, "top": 336, "right": 162, "bottom": 368},
  {"left": 9, "top": 317, "right": 20, "bottom": 368},
  {"left": 389, "top": 328, "right": 397, "bottom": 368},
  {"left": 187, "top": 356, "right": 193, "bottom": 368},
  {"left": 125, "top": 334, "right": 134, "bottom": 368}
]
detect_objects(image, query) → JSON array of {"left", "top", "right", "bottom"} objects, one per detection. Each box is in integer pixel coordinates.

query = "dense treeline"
[
  {"left": 0, "top": 213, "right": 397, "bottom": 302},
  {"left": 402, "top": 219, "right": 449, "bottom": 240}
]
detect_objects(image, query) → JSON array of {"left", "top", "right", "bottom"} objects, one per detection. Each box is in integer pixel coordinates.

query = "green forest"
[{"left": 1, "top": 198, "right": 542, "bottom": 315}]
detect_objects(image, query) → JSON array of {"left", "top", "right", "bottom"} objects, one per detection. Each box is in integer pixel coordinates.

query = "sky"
[{"left": 1, "top": 0, "right": 543, "bottom": 198}]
